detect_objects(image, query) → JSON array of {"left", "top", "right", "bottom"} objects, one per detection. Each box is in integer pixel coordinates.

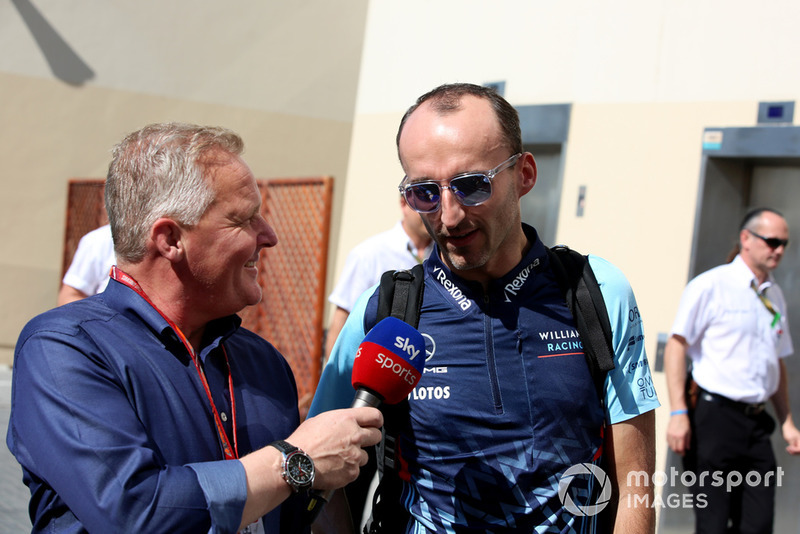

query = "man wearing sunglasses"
[
  {"left": 665, "top": 208, "right": 799, "bottom": 534},
  {"left": 310, "top": 83, "right": 659, "bottom": 533}
]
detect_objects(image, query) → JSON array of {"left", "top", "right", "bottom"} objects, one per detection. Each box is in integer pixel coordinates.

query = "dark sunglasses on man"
[
  {"left": 748, "top": 229, "right": 789, "bottom": 249},
  {"left": 399, "top": 153, "right": 521, "bottom": 213}
]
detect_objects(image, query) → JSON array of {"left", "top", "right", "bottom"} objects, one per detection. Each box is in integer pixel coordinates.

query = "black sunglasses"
[{"left": 748, "top": 229, "right": 789, "bottom": 249}]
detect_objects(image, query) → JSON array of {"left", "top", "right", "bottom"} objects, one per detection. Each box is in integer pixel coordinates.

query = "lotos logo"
[{"left": 394, "top": 336, "right": 421, "bottom": 360}]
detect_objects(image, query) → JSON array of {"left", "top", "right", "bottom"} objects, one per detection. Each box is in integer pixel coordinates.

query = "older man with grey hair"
[{"left": 7, "top": 123, "right": 382, "bottom": 533}]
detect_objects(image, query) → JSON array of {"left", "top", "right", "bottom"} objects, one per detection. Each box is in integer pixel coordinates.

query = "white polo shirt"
[
  {"left": 62, "top": 224, "right": 116, "bottom": 296},
  {"left": 671, "top": 255, "right": 793, "bottom": 403},
  {"left": 328, "top": 221, "right": 432, "bottom": 313}
]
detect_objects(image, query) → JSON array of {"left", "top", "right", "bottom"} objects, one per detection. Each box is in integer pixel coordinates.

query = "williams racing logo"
[{"left": 539, "top": 328, "right": 583, "bottom": 353}]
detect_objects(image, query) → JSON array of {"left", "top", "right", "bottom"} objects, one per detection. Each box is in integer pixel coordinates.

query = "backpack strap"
[
  {"left": 365, "top": 400, "right": 410, "bottom": 534},
  {"left": 376, "top": 264, "right": 425, "bottom": 329},
  {"left": 363, "top": 264, "right": 424, "bottom": 534},
  {"left": 547, "top": 246, "right": 615, "bottom": 401}
]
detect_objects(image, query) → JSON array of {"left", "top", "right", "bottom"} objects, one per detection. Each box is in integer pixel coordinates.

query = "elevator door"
[
  {"left": 520, "top": 144, "right": 563, "bottom": 247},
  {"left": 749, "top": 164, "right": 800, "bottom": 534}
]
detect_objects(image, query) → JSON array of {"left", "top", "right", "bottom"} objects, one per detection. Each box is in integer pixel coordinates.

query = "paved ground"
[{"left": 0, "top": 365, "right": 33, "bottom": 532}]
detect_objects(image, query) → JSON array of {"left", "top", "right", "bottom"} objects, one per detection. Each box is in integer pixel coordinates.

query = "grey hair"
[{"left": 105, "top": 123, "right": 244, "bottom": 263}]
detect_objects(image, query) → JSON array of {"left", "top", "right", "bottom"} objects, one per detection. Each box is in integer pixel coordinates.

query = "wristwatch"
[{"left": 269, "top": 440, "right": 315, "bottom": 493}]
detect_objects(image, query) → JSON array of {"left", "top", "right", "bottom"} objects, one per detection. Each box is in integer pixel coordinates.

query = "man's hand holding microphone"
[{"left": 238, "top": 317, "right": 425, "bottom": 531}]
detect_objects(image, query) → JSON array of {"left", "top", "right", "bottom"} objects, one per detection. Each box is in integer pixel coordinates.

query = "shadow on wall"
[{"left": 12, "top": 0, "right": 94, "bottom": 86}]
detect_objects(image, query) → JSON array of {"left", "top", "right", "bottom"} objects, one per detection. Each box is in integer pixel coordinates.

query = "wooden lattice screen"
[{"left": 63, "top": 178, "right": 333, "bottom": 417}]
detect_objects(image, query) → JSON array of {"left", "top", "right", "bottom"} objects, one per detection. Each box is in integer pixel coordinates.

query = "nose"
[
  {"left": 256, "top": 215, "right": 279, "bottom": 249},
  {"left": 438, "top": 187, "right": 466, "bottom": 228}
]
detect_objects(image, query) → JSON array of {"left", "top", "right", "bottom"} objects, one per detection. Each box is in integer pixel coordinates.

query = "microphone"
[{"left": 305, "top": 317, "right": 426, "bottom": 523}]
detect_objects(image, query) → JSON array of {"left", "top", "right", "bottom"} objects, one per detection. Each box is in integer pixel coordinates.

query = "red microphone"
[
  {"left": 306, "top": 317, "right": 426, "bottom": 523},
  {"left": 350, "top": 316, "right": 426, "bottom": 407}
]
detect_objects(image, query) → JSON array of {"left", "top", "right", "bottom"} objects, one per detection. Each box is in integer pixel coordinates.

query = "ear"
[
  {"left": 518, "top": 152, "right": 537, "bottom": 197},
  {"left": 739, "top": 228, "right": 751, "bottom": 250},
  {"left": 151, "top": 218, "right": 185, "bottom": 263}
]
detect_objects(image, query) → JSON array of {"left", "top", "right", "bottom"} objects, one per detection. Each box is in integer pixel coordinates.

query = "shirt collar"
[
  {"left": 425, "top": 223, "right": 547, "bottom": 302},
  {"left": 395, "top": 220, "right": 433, "bottom": 263},
  {"left": 102, "top": 277, "right": 241, "bottom": 356},
  {"left": 730, "top": 254, "right": 774, "bottom": 292}
]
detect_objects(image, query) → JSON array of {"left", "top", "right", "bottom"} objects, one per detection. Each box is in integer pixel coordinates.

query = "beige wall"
[
  {"left": 0, "top": 73, "right": 356, "bottom": 364},
  {"left": 0, "top": 0, "right": 370, "bottom": 364},
  {"left": 334, "top": 0, "right": 800, "bottom": 284}
]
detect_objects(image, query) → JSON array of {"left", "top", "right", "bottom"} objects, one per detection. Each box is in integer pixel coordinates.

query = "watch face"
[{"left": 286, "top": 451, "right": 314, "bottom": 487}]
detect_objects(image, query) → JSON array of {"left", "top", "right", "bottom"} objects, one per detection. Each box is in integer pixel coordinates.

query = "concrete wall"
[{"left": 0, "top": 0, "right": 370, "bottom": 363}]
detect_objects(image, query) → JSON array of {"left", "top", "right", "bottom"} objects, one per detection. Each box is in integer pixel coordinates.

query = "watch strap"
[
  {"left": 269, "top": 440, "right": 314, "bottom": 493},
  {"left": 269, "top": 439, "right": 298, "bottom": 455}
]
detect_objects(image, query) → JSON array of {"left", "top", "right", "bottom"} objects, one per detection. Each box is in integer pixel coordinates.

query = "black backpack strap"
[
  {"left": 363, "top": 264, "right": 424, "bottom": 534},
  {"left": 365, "top": 400, "right": 409, "bottom": 534},
  {"left": 547, "top": 246, "right": 615, "bottom": 401},
  {"left": 376, "top": 263, "right": 424, "bottom": 329}
]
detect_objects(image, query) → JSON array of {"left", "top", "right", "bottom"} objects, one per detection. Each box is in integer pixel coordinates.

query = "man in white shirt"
[
  {"left": 665, "top": 207, "right": 800, "bottom": 534},
  {"left": 324, "top": 196, "right": 432, "bottom": 361},
  {"left": 57, "top": 224, "right": 116, "bottom": 305}
]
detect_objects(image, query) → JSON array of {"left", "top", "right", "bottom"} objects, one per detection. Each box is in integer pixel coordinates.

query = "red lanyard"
[{"left": 110, "top": 267, "right": 239, "bottom": 460}]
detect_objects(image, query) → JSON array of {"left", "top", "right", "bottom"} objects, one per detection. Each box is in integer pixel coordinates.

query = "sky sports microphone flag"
[
  {"left": 305, "top": 317, "right": 425, "bottom": 523},
  {"left": 351, "top": 316, "right": 426, "bottom": 406}
]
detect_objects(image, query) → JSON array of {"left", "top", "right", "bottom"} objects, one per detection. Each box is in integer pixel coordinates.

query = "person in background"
[
  {"left": 7, "top": 122, "right": 382, "bottom": 533},
  {"left": 57, "top": 223, "right": 116, "bottom": 305},
  {"left": 324, "top": 195, "right": 432, "bottom": 361},
  {"left": 310, "top": 83, "right": 659, "bottom": 533},
  {"left": 665, "top": 207, "right": 800, "bottom": 534}
]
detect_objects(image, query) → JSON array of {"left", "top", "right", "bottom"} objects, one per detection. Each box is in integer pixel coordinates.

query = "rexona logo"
[
  {"left": 503, "top": 259, "right": 539, "bottom": 302},
  {"left": 432, "top": 267, "right": 471, "bottom": 311},
  {"left": 394, "top": 336, "right": 421, "bottom": 360},
  {"left": 558, "top": 463, "right": 612, "bottom": 517}
]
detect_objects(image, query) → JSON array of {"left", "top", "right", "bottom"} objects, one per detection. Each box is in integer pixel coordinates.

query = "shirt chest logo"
[
  {"left": 432, "top": 267, "right": 472, "bottom": 311},
  {"left": 503, "top": 259, "right": 540, "bottom": 302}
]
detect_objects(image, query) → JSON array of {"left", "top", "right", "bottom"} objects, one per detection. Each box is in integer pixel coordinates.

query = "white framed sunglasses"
[{"left": 399, "top": 153, "right": 522, "bottom": 213}]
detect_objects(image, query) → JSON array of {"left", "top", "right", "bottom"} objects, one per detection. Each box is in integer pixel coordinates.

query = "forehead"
[
  {"left": 399, "top": 96, "right": 504, "bottom": 168},
  {"left": 205, "top": 152, "right": 259, "bottom": 204},
  {"left": 755, "top": 212, "right": 789, "bottom": 236}
]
